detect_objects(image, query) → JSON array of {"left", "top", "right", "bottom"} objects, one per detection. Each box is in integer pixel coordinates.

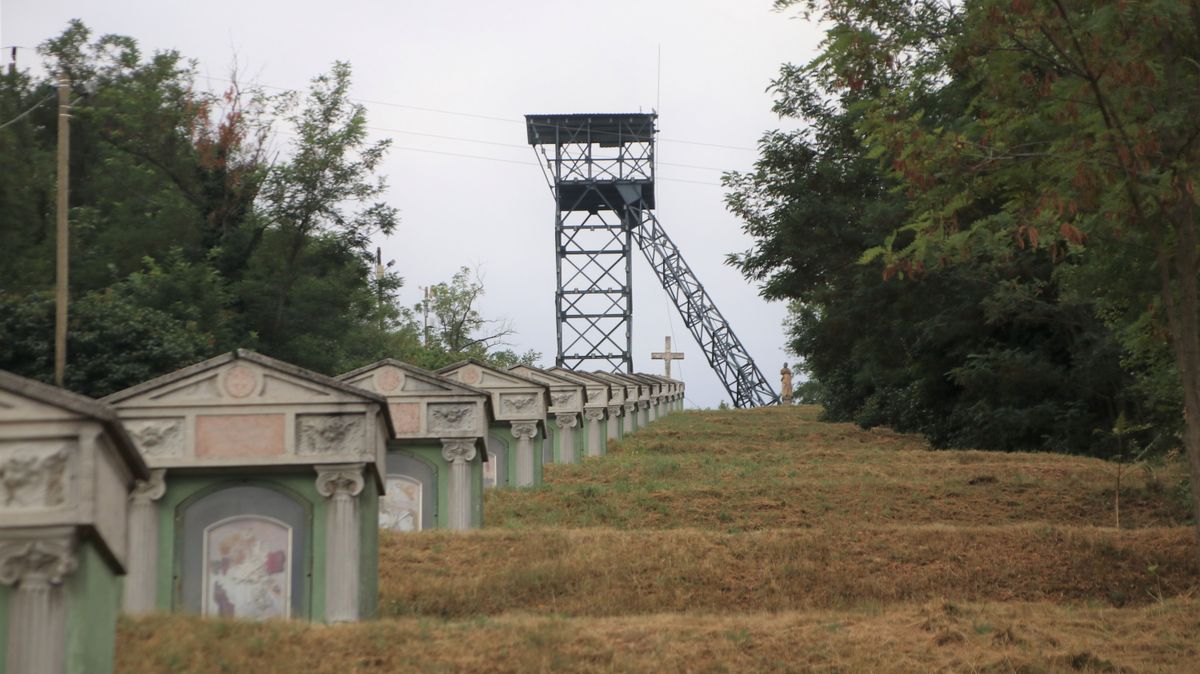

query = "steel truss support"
[
  {"left": 630, "top": 209, "right": 776, "bottom": 407},
  {"left": 527, "top": 113, "right": 776, "bottom": 406}
]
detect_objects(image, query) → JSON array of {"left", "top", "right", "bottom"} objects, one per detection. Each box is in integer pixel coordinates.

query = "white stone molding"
[
  {"left": 624, "top": 402, "right": 639, "bottom": 432},
  {"left": 123, "top": 469, "right": 166, "bottom": 614},
  {"left": 315, "top": 463, "right": 365, "bottom": 622},
  {"left": 441, "top": 439, "right": 477, "bottom": 531},
  {"left": 1, "top": 532, "right": 77, "bottom": 674},
  {"left": 584, "top": 409, "right": 605, "bottom": 458},
  {"left": 509, "top": 422, "right": 538, "bottom": 487},
  {"left": 554, "top": 413, "right": 579, "bottom": 464},
  {"left": 605, "top": 405, "right": 621, "bottom": 441}
]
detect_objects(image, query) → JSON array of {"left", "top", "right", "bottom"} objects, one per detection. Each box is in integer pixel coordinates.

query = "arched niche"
[
  {"left": 385, "top": 452, "right": 437, "bottom": 531},
  {"left": 486, "top": 433, "right": 510, "bottom": 488},
  {"left": 381, "top": 474, "right": 422, "bottom": 532},
  {"left": 176, "top": 483, "right": 310, "bottom": 619}
]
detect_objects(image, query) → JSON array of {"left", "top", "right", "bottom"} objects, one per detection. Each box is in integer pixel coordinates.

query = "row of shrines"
[{"left": 0, "top": 351, "right": 684, "bottom": 674}]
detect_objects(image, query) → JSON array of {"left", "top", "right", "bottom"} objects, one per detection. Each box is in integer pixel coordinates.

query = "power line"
[
  {"left": 0, "top": 93, "right": 56, "bottom": 131},
  {"left": 202, "top": 75, "right": 758, "bottom": 153}
]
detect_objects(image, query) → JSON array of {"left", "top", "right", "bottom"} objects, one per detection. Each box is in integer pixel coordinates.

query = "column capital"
[
  {"left": 623, "top": 402, "right": 638, "bottom": 413},
  {"left": 129, "top": 468, "right": 167, "bottom": 505},
  {"left": 0, "top": 533, "right": 77, "bottom": 587},
  {"left": 605, "top": 405, "right": 622, "bottom": 417},
  {"left": 441, "top": 438, "right": 477, "bottom": 463},
  {"left": 555, "top": 413, "right": 579, "bottom": 429},
  {"left": 510, "top": 421, "right": 538, "bottom": 440},
  {"left": 584, "top": 409, "right": 605, "bottom": 422},
  {"left": 315, "top": 463, "right": 365, "bottom": 498},
  {"left": 640, "top": 400, "right": 651, "bottom": 409}
]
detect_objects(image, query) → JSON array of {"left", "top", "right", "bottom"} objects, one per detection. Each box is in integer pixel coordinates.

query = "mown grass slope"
[{"left": 118, "top": 406, "right": 1200, "bottom": 673}]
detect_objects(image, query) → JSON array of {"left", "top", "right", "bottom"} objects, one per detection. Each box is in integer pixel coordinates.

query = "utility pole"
[
  {"left": 421, "top": 286, "right": 431, "bottom": 347},
  {"left": 54, "top": 75, "right": 70, "bottom": 387}
]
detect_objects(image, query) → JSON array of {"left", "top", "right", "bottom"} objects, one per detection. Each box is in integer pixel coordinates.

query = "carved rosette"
[
  {"left": 584, "top": 409, "right": 605, "bottom": 423},
  {"left": 510, "top": 421, "right": 538, "bottom": 440},
  {"left": 441, "top": 439, "right": 477, "bottom": 464},
  {"left": 555, "top": 413, "right": 579, "bottom": 430},
  {"left": 606, "top": 405, "right": 622, "bottom": 417},
  {"left": 129, "top": 469, "right": 167, "bottom": 505},
  {"left": 315, "top": 464, "right": 365, "bottom": 499},
  {"left": 0, "top": 536, "right": 77, "bottom": 587}
]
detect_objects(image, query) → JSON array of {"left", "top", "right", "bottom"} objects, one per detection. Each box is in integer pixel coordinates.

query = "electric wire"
[
  {"left": 0, "top": 93, "right": 55, "bottom": 131},
  {"left": 201, "top": 75, "right": 757, "bottom": 152}
]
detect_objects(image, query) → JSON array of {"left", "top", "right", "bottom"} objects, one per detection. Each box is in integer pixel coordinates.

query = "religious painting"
[
  {"left": 381, "top": 475, "right": 421, "bottom": 532},
  {"left": 482, "top": 451, "right": 498, "bottom": 488},
  {"left": 202, "top": 515, "right": 292, "bottom": 620}
]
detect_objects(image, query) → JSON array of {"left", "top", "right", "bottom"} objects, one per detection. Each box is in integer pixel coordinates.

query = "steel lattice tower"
[{"left": 526, "top": 112, "right": 776, "bottom": 407}]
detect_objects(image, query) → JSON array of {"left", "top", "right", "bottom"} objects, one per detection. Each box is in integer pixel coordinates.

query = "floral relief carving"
[
  {"left": 127, "top": 419, "right": 184, "bottom": 458},
  {"left": 509, "top": 421, "right": 538, "bottom": 440},
  {"left": 0, "top": 537, "right": 77, "bottom": 587},
  {"left": 440, "top": 439, "right": 477, "bottom": 463},
  {"left": 550, "top": 392, "right": 575, "bottom": 408},
  {"left": 606, "top": 405, "right": 622, "bottom": 416},
  {"left": 298, "top": 415, "right": 366, "bottom": 455},
  {"left": 428, "top": 404, "right": 476, "bottom": 433},
  {"left": 555, "top": 413, "right": 579, "bottom": 429},
  {"left": 0, "top": 441, "right": 71, "bottom": 510},
  {"left": 500, "top": 394, "right": 537, "bottom": 413},
  {"left": 315, "top": 464, "right": 365, "bottom": 498},
  {"left": 584, "top": 409, "right": 606, "bottom": 422}
]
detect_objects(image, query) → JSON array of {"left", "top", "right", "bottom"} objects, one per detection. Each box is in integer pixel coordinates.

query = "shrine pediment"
[{"left": 104, "top": 350, "right": 378, "bottom": 408}]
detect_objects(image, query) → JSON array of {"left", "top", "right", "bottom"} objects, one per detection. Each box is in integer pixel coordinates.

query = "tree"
[
  {"left": 726, "top": 22, "right": 1160, "bottom": 455},
  {"left": 789, "top": 0, "right": 1200, "bottom": 544},
  {"left": 413, "top": 266, "right": 540, "bottom": 369}
]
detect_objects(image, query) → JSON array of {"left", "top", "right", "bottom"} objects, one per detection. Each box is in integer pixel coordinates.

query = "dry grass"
[
  {"left": 378, "top": 526, "right": 1199, "bottom": 618},
  {"left": 485, "top": 407, "right": 1192, "bottom": 531},
  {"left": 118, "top": 598, "right": 1200, "bottom": 673},
  {"left": 115, "top": 406, "right": 1200, "bottom": 673}
]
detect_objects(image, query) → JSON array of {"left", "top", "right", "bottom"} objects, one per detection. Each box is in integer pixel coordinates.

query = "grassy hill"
[{"left": 117, "top": 406, "right": 1200, "bottom": 673}]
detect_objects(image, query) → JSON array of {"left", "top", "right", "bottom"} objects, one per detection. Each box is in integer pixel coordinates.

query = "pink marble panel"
[
  {"left": 389, "top": 403, "right": 421, "bottom": 434},
  {"left": 195, "top": 414, "right": 285, "bottom": 458}
]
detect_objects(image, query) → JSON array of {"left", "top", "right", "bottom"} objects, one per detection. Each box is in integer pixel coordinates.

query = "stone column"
[
  {"left": 510, "top": 421, "right": 538, "bottom": 487},
  {"left": 1, "top": 531, "right": 77, "bottom": 674},
  {"left": 441, "top": 439, "right": 477, "bottom": 531},
  {"left": 639, "top": 401, "right": 650, "bottom": 428},
  {"left": 123, "top": 469, "right": 166, "bottom": 614},
  {"left": 624, "top": 402, "right": 639, "bottom": 433},
  {"left": 555, "top": 413, "right": 579, "bottom": 463},
  {"left": 605, "top": 405, "right": 621, "bottom": 441},
  {"left": 315, "top": 464, "right": 364, "bottom": 623},
  {"left": 650, "top": 399, "right": 659, "bottom": 423},
  {"left": 584, "top": 409, "right": 605, "bottom": 457}
]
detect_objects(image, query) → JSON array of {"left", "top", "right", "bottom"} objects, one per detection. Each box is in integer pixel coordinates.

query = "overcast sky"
[{"left": 2, "top": 0, "right": 824, "bottom": 408}]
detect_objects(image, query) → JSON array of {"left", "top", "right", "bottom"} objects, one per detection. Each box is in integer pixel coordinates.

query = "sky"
[{"left": 1, "top": 0, "right": 825, "bottom": 408}]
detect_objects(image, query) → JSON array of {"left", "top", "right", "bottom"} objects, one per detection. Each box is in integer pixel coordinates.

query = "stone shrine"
[
  {"left": 547, "top": 367, "right": 612, "bottom": 457},
  {"left": 103, "top": 350, "right": 390, "bottom": 623},
  {"left": 437, "top": 360, "right": 549, "bottom": 488},
  {"left": 590, "top": 372, "right": 642, "bottom": 436},
  {"left": 0, "top": 370, "right": 148, "bottom": 674},
  {"left": 338, "top": 359, "right": 490, "bottom": 531},
  {"left": 507, "top": 365, "right": 586, "bottom": 464}
]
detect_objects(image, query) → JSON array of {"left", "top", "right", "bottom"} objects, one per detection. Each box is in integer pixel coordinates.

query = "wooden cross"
[{"left": 651, "top": 336, "right": 685, "bottom": 378}]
